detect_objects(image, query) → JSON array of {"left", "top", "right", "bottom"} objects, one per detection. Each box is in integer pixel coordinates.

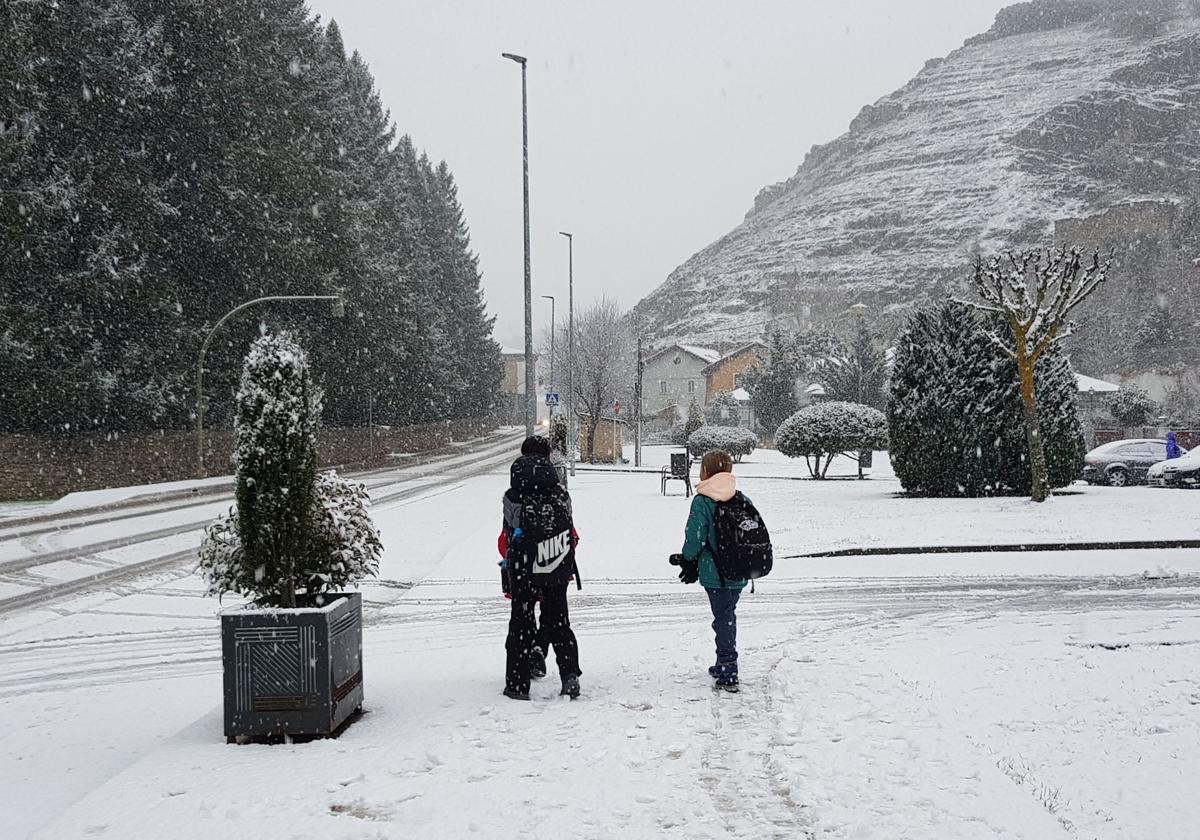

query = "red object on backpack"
[{"left": 498, "top": 527, "right": 579, "bottom": 559}]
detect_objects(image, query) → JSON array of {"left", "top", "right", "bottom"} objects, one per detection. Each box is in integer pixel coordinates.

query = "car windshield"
[{"left": 5, "top": 2, "right": 1200, "bottom": 837}]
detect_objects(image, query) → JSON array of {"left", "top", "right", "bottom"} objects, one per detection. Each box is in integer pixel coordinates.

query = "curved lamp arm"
[{"left": 195, "top": 294, "right": 343, "bottom": 476}]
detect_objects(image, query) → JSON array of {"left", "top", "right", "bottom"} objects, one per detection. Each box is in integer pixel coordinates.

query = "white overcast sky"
[{"left": 307, "top": 0, "right": 1008, "bottom": 348}]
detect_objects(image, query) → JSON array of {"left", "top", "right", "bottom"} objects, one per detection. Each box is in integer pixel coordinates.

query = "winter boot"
[
  {"left": 530, "top": 646, "right": 547, "bottom": 680},
  {"left": 713, "top": 677, "right": 739, "bottom": 694},
  {"left": 503, "top": 687, "right": 531, "bottom": 701},
  {"left": 707, "top": 664, "right": 720, "bottom": 679},
  {"left": 560, "top": 674, "right": 580, "bottom": 699}
]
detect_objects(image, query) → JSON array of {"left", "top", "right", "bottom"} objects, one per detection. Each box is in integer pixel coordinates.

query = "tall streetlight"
[
  {"left": 195, "top": 293, "right": 344, "bottom": 477},
  {"left": 559, "top": 231, "right": 575, "bottom": 477},
  {"left": 541, "top": 294, "right": 556, "bottom": 393},
  {"left": 502, "top": 51, "right": 535, "bottom": 437}
]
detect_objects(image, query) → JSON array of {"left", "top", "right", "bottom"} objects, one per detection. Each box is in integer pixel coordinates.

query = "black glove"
[{"left": 669, "top": 553, "right": 699, "bottom": 585}]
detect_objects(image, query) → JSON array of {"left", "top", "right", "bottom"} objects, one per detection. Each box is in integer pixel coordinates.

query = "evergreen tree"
[
  {"left": 683, "top": 398, "right": 705, "bottom": 443},
  {"left": 0, "top": 1, "right": 503, "bottom": 438},
  {"left": 824, "top": 322, "right": 888, "bottom": 411},
  {"left": 232, "top": 332, "right": 321, "bottom": 608},
  {"left": 742, "top": 332, "right": 801, "bottom": 435},
  {"left": 888, "top": 301, "right": 1084, "bottom": 497},
  {"left": 1110, "top": 386, "right": 1158, "bottom": 429},
  {"left": 199, "top": 332, "right": 381, "bottom": 605},
  {"left": 0, "top": 0, "right": 173, "bottom": 432},
  {"left": 705, "top": 391, "right": 742, "bottom": 425}
]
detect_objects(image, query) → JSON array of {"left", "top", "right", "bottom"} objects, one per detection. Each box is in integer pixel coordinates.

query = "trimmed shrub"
[
  {"left": 776, "top": 401, "right": 887, "bottom": 478},
  {"left": 687, "top": 425, "right": 758, "bottom": 462},
  {"left": 198, "top": 333, "right": 381, "bottom": 605}
]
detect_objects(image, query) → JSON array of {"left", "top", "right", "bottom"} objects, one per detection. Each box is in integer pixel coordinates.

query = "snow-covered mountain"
[{"left": 633, "top": 0, "right": 1200, "bottom": 345}]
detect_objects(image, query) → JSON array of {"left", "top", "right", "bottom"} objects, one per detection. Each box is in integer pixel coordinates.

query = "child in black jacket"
[{"left": 499, "top": 436, "right": 581, "bottom": 700}]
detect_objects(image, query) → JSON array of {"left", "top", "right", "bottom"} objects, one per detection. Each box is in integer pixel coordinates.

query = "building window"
[
  {"left": 659, "top": 380, "right": 668, "bottom": 395},
  {"left": 688, "top": 380, "right": 696, "bottom": 394}
]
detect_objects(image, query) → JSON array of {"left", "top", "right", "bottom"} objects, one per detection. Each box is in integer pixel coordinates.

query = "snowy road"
[
  {"left": 5, "top": 447, "right": 1200, "bottom": 839},
  {"left": 0, "top": 429, "right": 525, "bottom": 614}
]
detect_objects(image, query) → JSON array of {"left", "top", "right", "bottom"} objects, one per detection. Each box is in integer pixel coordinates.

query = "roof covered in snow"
[
  {"left": 676, "top": 344, "right": 721, "bottom": 364},
  {"left": 1075, "top": 373, "right": 1119, "bottom": 394},
  {"left": 645, "top": 343, "right": 721, "bottom": 365}
]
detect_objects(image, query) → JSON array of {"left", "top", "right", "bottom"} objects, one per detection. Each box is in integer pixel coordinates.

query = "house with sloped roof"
[
  {"left": 702, "top": 342, "right": 767, "bottom": 403},
  {"left": 641, "top": 344, "right": 720, "bottom": 421}
]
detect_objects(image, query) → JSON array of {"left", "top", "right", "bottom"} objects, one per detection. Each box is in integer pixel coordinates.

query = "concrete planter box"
[{"left": 221, "top": 592, "right": 364, "bottom": 742}]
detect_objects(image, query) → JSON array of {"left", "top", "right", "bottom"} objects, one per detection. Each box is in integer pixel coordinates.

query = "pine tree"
[
  {"left": 824, "top": 322, "right": 887, "bottom": 411},
  {"left": 1, "top": 0, "right": 502, "bottom": 439},
  {"left": 683, "top": 398, "right": 705, "bottom": 443},
  {"left": 0, "top": 0, "right": 173, "bottom": 433},
  {"left": 742, "top": 331, "right": 801, "bottom": 435}
]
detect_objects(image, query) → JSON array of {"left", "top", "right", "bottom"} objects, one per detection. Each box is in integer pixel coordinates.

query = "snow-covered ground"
[{"left": 4, "top": 445, "right": 1199, "bottom": 838}]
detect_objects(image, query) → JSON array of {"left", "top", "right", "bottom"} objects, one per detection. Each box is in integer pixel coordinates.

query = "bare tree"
[
  {"left": 546, "top": 297, "right": 632, "bottom": 462},
  {"left": 966, "top": 248, "right": 1111, "bottom": 502}
]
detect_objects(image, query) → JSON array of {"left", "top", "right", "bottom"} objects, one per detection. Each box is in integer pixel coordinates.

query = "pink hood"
[{"left": 696, "top": 471, "right": 736, "bottom": 502}]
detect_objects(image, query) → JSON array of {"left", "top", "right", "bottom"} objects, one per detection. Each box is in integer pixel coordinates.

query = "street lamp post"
[
  {"left": 195, "top": 293, "right": 344, "bottom": 477},
  {"left": 541, "top": 294, "right": 555, "bottom": 395},
  {"left": 502, "top": 51, "right": 535, "bottom": 438},
  {"left": 559, "top": 231, "right": 575, "bottom": 477}
]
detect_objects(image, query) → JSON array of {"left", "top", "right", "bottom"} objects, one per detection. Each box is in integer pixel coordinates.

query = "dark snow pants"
[
  {"left": 506, "top": 583, "right": 579, "bottom": 693},
  {"left": 706, "top": 587, "right": 740, "bottom": 682}
]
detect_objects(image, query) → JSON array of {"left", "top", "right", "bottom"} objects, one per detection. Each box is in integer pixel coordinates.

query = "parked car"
[
  {"left": 1081, "top": 439, "right": 1178, "bottom": 487},
  {"left": 1149, "top": 450, "right": 1200, "bottom": 488}
]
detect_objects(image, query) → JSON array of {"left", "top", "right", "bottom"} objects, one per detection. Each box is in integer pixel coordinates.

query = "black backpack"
[
  {"left": 516, "top": 486, "right": 577, "bottom": 588},
  {"left": 712, "top": 492, "right": 772, "bottom": 585}
]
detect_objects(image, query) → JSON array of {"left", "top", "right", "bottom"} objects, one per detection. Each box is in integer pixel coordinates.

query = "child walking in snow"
[
  {"left": 499, "top": 436, "right": 582, "bottom": 700},
  {"left": 672, "top": 450, "right": 770, "bottom": 693}
]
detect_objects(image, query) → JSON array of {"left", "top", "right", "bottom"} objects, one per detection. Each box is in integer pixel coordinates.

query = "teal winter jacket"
[{"left": 681, "top": 492, "right": 748, "bottom": 591}]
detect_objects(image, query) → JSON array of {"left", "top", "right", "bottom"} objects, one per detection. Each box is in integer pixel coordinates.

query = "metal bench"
[{"left": 660, "top": 451, "right": 692, "bottom": 497}]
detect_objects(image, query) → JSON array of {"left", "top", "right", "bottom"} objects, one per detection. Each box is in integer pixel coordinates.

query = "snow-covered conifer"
[{"left": 888, "top": 301, "right": 1084, "bottom": 497}]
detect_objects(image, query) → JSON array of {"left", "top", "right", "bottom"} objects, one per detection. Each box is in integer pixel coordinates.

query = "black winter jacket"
[{"left": 501, "top": 455, "right": 578, "bottom": 588}]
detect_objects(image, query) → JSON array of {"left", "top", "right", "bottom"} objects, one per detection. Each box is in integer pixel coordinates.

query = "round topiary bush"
[
  {"left": 776, "top": 401, "right": 887, "bottom": 478},
  {"left": 687, "top": 425, "right": 758, "bottom": 462}
]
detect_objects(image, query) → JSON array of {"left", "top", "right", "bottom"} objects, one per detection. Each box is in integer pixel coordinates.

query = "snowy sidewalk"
[
  {"left": 9, "top": 460, "right": 1200, "bottom": 839},
  {"left": 32, "top": 585, "right": 1200, "bottom": 840}
]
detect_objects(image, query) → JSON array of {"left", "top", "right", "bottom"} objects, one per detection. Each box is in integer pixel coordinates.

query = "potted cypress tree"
[{"left": 199, "top": 332, "right": 382, "bottom": 742}]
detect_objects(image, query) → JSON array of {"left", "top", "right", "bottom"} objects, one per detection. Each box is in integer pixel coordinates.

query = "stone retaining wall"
[{"left": 0, "top": 417, "right": 499, "bottom": 502}]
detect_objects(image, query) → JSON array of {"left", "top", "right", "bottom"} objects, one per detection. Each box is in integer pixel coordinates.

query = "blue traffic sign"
[{"left": 545, "top": 392, "right": 561, "bottom": 406}]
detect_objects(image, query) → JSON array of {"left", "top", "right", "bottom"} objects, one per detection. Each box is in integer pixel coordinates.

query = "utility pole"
[
  {"left": 559, "top": 231, "right": 575, "bottom": 476},
  {"left": 541, "top": 294, "right": 555, "bottom": 397},
  {"left": 502, "top": 51, "right": 534, "bottom": 437},
  {"left": 635, "top": 337, "right": 644, "bottom": 467}
]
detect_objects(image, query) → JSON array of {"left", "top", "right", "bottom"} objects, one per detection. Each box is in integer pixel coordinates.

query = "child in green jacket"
[{"left": 674, "top": 450, "right": 746, "bottom": 692}]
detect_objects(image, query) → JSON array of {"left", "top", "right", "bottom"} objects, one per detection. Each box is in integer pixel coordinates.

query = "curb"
[{"left": 789, "top": 539, "right": 1200, "bottom": 559}]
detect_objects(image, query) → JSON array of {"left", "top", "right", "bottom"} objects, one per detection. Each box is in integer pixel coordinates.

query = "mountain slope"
[{"left": 633, "top": 1, "right": 1200, "bottom": 344}]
